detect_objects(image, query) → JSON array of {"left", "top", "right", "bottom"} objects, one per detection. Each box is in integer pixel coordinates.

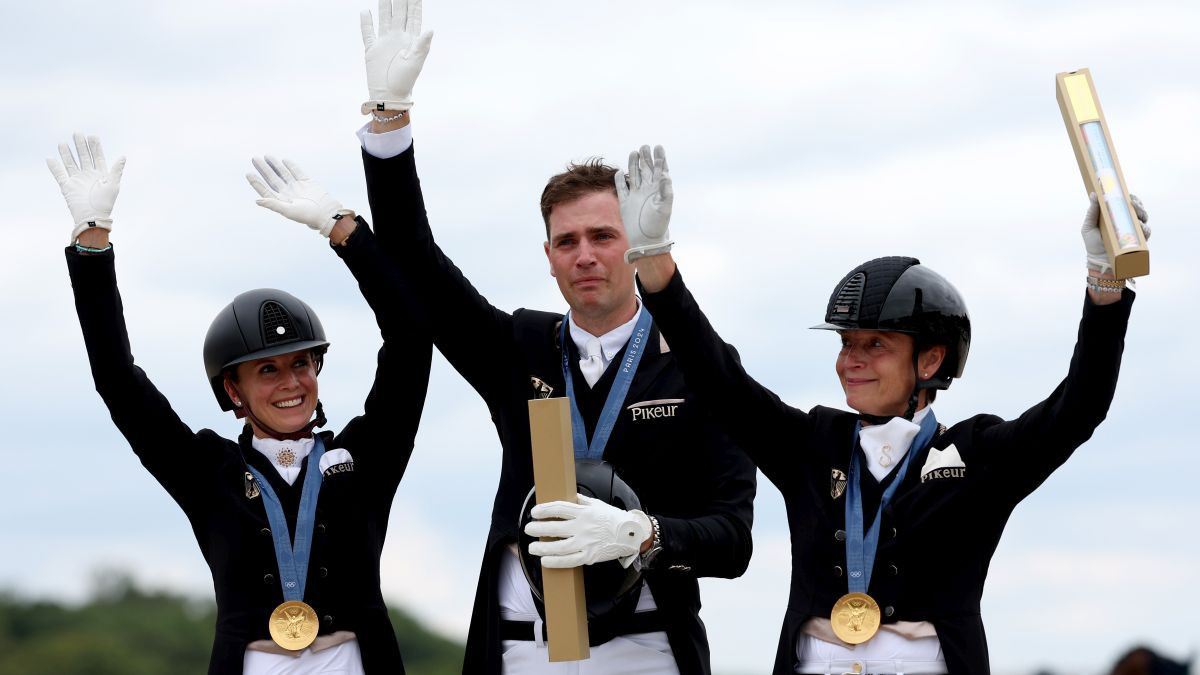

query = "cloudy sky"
[{"left": 2, "top": 1, "right": 1198, "bottom": 673}]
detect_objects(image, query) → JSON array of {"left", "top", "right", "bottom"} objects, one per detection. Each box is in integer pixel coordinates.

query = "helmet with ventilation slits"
[
  {"left": 811, "top": 256, "right": 970, "bottom": 390},
  {"left": 202, "top": 289, "right": 330, "bottom": 411}
]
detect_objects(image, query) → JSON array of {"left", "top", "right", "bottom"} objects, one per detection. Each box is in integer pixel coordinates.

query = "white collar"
[
  {"left": 567, "top": 299, "right": 643, "bottom": 362},
  {"left": 250, "top": 436, "right": 315, "bottom": 486},
  {"left": 858, "top": 407, "right": 932, "bottom": 483}
]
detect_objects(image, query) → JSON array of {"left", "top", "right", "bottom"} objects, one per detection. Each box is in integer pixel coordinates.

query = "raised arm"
[
  {"left": 53, "top": 134, "right": 202, "bottom": 505},
  {"left": 354, "top": 0, "right": 519, "bottom": 402},
  {"left": 625, "top": 145, "right": 813, "bottom": 485},
  {"left": 334, "top": 222, "right": 433, "bottom": 490},
  {"left": 243, "top": 157, "right": 432, "bottom": 483},
  {"left": 979, "top": 194, "right": 1147, "bottom": 499}
]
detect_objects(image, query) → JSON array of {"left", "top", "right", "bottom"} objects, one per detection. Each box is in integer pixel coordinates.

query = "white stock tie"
[{"left": 579, "top": 337, "right": 605, "bottom": 388}]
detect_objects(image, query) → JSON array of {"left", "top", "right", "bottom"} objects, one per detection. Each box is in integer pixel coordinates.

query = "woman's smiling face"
[
  {"left": 836, "top": 330, "right": 919, "bottom": 417},
  {"left": 226, "top": 349, "right": 319, "bottom": 436}
]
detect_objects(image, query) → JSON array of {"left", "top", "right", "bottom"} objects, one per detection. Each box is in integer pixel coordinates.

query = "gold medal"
[
  {"left": 269, "top": 600, "right": 319, "bottom": 651},
  {"left": 830, "top": 592, "right": 881, "bottom": 645}
]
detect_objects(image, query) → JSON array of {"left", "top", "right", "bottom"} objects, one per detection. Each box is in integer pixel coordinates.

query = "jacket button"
[
  {"left": 888, "top": 564, "right": 899, "bottom": 576},
  {"left": 832, "top": 565, "right": 844, "bottom": 577},
  {"left": 322, "top": 614, "right": 334, "bottom": 627},
  {"left": 834, "top": 529, "right": 846, "bottom": 542},
  {"left": 259, "top": 528, "right": 271, "bottom": 537},
  {"left": 263, "top": 573, "right": 275, "bottom": 585},
  {"left": 884, "top": 606, "right": 895, "bottom": 617},
  {"left": 891, "top": 527, "right": 898, "bottom": 539},
  {"left": 316, "top": 523, "right": 327, "bottom": 535},
  {"left": 318, "top": 566, "right": 329, "bottom": 579}
]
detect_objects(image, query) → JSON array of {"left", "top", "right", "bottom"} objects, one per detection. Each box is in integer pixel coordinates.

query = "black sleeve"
[
  {"left": 65, "top": 246, "right": 203, "bottom": 507},
  {"left": 330, "top": 221, "right": 433, "bottom": 493},
  {"left": 361, "top": 145, "right": 517, "bottom": 404},
  {"left": 978, "top": 289, "right": 1135, "bottom": 500},
  {"left": 639, "top": 267, "right": 814, "bottom": 488},
  {"left": 653, "top": 418, "right": 757, "bottom": 579}
]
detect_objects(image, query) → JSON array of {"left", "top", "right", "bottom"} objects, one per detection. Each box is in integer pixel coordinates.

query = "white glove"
[
  {"left": 360, "top": 0, "right": 433, "bottom": 114},
  {"left": 47, "top": 133, "right": 126, "bottom": 243},
  {"left": 616, "top": 144, "right": 674, "bottom": 263},
  {"left": 1082, "top": 192, "right": 1150, "bottom": 273},
  {"left": 246, "top": 157, "right": 347, "bottom": 237},
  {"left": 524, "top": 494, "right": 652, "bottom": 569}
]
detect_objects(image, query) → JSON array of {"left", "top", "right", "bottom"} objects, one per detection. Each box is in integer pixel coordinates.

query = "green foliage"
[
  {"left": 389, "top": 607, "right": 464, "bottom": 675},
  {"left": 0, "top": 571, "right": 463, "bottom": 675}
]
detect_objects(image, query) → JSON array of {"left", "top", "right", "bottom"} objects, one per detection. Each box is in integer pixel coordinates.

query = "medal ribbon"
[
  {"left": 559, "top": 308, "right": 653, "bottom": 460},
  {"left": 844, "top": 411, "right": 938, "bottom": 592},
  {"left": 246, "top": 436, "right": 326, "bottom": 602}
]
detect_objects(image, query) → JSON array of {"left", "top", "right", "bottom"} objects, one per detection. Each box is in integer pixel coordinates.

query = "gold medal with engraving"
[
  {"left": 269, "top": 600, "right": 319, "bottom": 650},
  {"left": 831, "top": 592, "right": 881, "bottom": 645}
]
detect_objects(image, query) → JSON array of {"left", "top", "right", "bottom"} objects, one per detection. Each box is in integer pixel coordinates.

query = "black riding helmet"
[
  {"left": 518, "top": 460, "right": 645, "bottom": 624},
  {"left": 812, "top": 256, "right": 970, "bottom": 418},
  {"left": 202, "top": 288, "right": 330, "bottom": 412}
]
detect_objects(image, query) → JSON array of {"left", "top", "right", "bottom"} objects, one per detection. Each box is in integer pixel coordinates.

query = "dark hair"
[{"left": 539, "top": 159, "right": 619, "bottom": 240}]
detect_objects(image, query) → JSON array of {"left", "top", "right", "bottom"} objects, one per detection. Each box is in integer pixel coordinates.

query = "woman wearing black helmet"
[
  {"left": 616, "top": 145, "right": 1146, "bottom": 674},
  {"left": 52, "top": 133, "right": 432, "bottom": 675}
]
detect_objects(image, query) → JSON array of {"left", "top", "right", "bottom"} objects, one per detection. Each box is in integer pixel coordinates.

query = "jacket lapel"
[{"left": 597, "top": 323, "right": 670, "bottom": 457}]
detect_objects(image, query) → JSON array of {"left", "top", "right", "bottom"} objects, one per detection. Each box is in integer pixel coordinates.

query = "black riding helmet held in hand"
[
  {"left": 518, "top": 460, "right": 646, "bottom": 625},
  {"left": 203, "top": 289, "right": 330, "bottom": 434},
  {"left": 812, "top": 256, "right": 970, "bottom": 418}
]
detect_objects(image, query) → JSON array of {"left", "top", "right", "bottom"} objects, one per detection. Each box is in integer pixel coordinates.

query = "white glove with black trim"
[
  {"left": 360, "top": 0, "right": 433, "bottom": 114},
  {"left": 616, "top": 144, "right": 674, "bottom": 263},
  {"left": 524, "top": 494, "right": 652, "bottom": 569},
  {"left": 246, "top": 156, "right": 347, "bottom": 237},
  {"left": 47, "top": 133, "right": 126, "bottom": 243},
  {"left": 1082, "top": 192, "right": 1150, "bottom": 273}
]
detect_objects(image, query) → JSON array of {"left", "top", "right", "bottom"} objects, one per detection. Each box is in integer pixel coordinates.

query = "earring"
[
  {"left": 233, "top": 399, "right": 242, "bottom": 407},
  {"left": 922, "top": 373, "right": 929, "bottom": 378}
]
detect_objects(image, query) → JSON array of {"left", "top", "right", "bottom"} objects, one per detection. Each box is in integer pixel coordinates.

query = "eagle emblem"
[
  {"left": 244, "top": 472, "right": 260, "bottom": 500},
  {"left": 831, "top": 468, "right": 848, "bottom": 500},
  {"left": 531, "top": 377, "right": 554, "bottom": 399}
]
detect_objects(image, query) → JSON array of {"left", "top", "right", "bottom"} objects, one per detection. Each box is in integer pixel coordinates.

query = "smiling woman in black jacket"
[
  {"left": 618, "top": 144, "right": 1146, "bottom": 675},
  {"left": 52, "top": 133, "right": 431, "bottom": 675}
]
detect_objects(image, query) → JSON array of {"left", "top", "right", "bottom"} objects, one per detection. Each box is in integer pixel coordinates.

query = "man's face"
[{"left": 543, "top": 190, "right": 635, "bottom": 322}]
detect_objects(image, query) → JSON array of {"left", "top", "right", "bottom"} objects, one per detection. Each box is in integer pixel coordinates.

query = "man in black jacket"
[{"left": 316, "top": 4, "right": 753, "bottom": 672}]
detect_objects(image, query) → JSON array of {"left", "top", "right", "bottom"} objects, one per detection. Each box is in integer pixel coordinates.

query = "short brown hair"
[{"left": 539, "top": 159, "right": 619, "bottom": 240}]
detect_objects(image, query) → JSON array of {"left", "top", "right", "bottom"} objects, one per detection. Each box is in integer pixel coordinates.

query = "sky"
[{"left": 2, "top": 1, "right": 1198, "bottom": 673}]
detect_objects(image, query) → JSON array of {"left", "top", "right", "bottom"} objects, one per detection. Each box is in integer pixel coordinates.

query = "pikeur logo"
[
  {"left": 923, "top": 467, "right": 966, "bottom": 481},
  {"left": 628, "top": 398, "right": 684, "bottom": 422}
]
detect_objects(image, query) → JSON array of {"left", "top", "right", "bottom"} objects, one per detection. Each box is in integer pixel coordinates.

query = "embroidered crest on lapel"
[
  {"left": 831, "top": 468, "right": 848, "bottom": 500},
  {"left": 530, "top": 376, "right": 554, "bottom": 399},
  {"left": 244, "top": 472, "right": 260, "bottom": 500},
  {"left": 920, "top": 443, "right": 967, "bottom": 483}
]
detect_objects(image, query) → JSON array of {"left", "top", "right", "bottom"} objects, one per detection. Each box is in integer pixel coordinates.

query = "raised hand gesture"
[
  {"left": 247, "top": 156, "right": 347, "bottom": 237},
  {"left": 616, "top": 144, "right": 674, "bottom": 263},
  {"left": 360, "top": 0, "right": 433, "bottom": 114},
  {"left": 47, "top": 133, "right": 126, "bottom": 244}
]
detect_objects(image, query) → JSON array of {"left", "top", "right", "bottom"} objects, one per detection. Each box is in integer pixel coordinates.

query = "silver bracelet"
[
  {"left": 641, "top": 514, "right": 663, "bottom": 567},
  {"left": 372, "top": 110, "right": 408, "bottom": 124}
]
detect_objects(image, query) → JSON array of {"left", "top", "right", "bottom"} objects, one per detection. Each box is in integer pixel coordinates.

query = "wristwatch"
[{"left": 641, "top": 514, "right": 663, "bottom": 568}]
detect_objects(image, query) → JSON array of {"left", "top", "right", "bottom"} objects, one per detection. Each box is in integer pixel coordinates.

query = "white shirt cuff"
[{"left": 356, "top": 121, "right": 414, "bottom": 159}]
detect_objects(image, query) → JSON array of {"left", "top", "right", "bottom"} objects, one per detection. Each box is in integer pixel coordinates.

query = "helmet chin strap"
[{"left": 232, "top": 383, "right": 328, "bottom": 441}]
